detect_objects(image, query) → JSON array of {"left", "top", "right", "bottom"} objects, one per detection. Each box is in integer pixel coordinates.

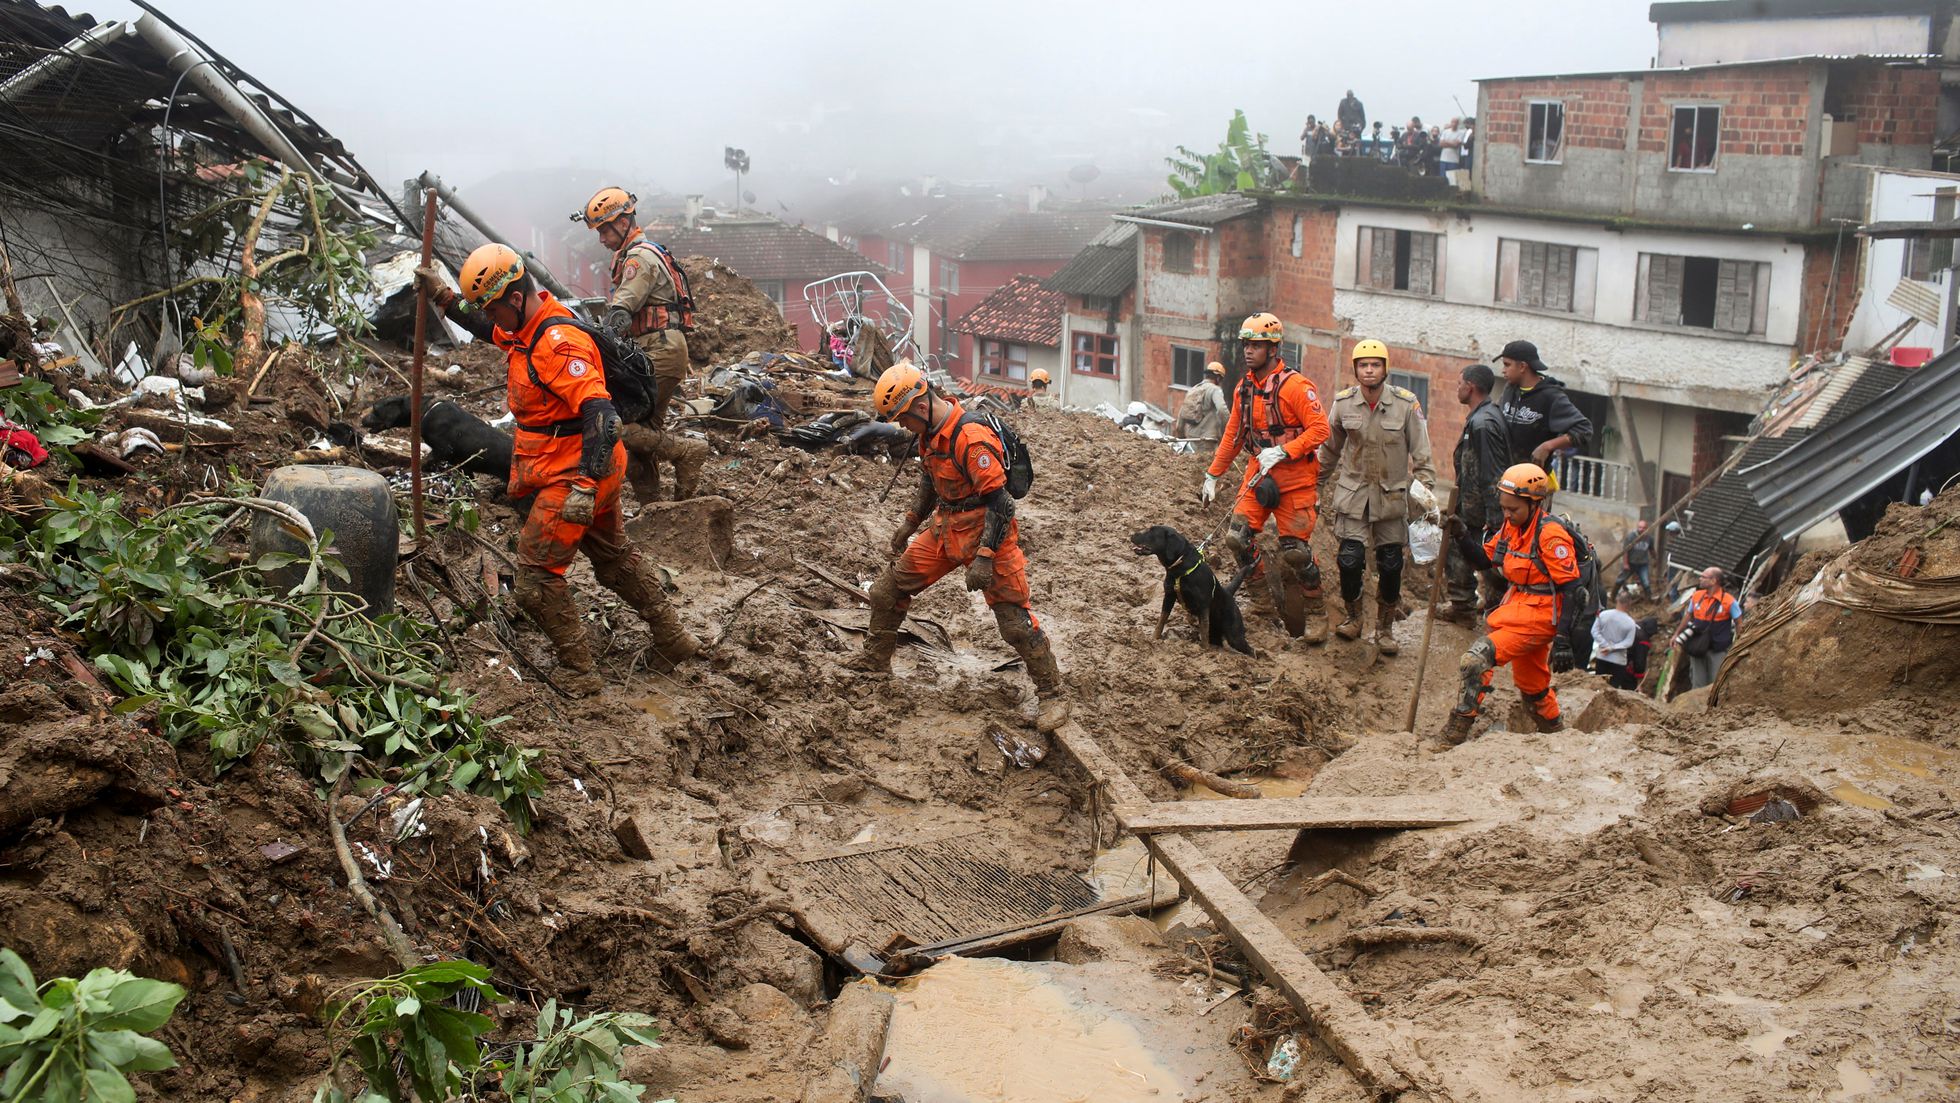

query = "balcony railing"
[{"left": 1551, "top": 454, "right": 1639, "bottom": 504}]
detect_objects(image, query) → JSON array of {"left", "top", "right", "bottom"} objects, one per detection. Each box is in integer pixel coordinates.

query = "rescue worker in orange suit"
[
  {"left": 853, "top": 363, "right": 1070, "bottom": 733},
  {"left": 1440, "top": 463, "right": 1581, "bottom": 742},
  {"left": 418, "top": 244, "right": 700, "bottom": 695},
  {"left": 1200, "top": 313, "right": 1333, "bottom": 643},
  {"left": 574, "top": 188, "right": 709, "bottom": 503}
]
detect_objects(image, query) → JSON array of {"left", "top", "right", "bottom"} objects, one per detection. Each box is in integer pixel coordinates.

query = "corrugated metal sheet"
[
  {"left": 1885, "top": 279, "right": 1942, "bottom": 329},
  {"left": 1741, "top": 346, "right": 1960, "bottom": 540},
  {"left": 1043, "top": 224, "right": 1137, "bottom": 299}
]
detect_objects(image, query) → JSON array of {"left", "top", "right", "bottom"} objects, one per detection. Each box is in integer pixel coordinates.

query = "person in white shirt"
[
  {"left": 1590, "top": 590, "right": 1640, "bottom": 689},
  {"left": 1439, "top": 118, "right": 1467, "bottom": 189}
]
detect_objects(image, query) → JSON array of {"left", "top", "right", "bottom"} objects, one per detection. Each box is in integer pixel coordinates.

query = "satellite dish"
[
  {"left": 1068, "top": 164, "right": 1101, "bottom": 184},
  {"left": 743, "top": 190, "right": 757, "bottom": 204}
]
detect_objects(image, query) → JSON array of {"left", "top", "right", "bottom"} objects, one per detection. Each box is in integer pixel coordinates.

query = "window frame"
[
  {"left": 1356, "top": 225, "right": 1445, "bottom": 299},
  {"left": 1171, "top": 345, "right": 1207, "bottom": 391},
  {"left": 1668, "top": 104, "right": 1721, "bottom": 173},
  {"left": 1164, "top": 231, "right": 1195, "bottom": 274},
  {"left": 1526, "top": 100, "right": 1565, "bottom": 165},
  {"left": 939, "top": 260, "right": 960, "bottom": 295},
  {"left": 1290, "top": 215, "right": 1305, "bottom": 258},
  {"left": 1071, "top": 331, "right": 1119, "bottom": 377},
  {"left": 1634, "top": 251, "right": 1770, "bottom": 336},
  {"left": 1387, "top": 369, "right": 1429, "bottom": 414},
  {"left": 1904, "top": 188, "right": 1959, "bottom": 281},
  {"left": 1495, "top": 238, "right": 1593, "bottom": 316},
  {"left": 979, "top": 338, "right": 1029, "bottom": 382},
  {"left": 887, "top": 240, "right": 907, "bottom": 273}
]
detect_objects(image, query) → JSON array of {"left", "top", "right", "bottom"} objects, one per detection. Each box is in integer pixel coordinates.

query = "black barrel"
[{"left": 250, "top": 466, "right": 399, "bottom": 615}]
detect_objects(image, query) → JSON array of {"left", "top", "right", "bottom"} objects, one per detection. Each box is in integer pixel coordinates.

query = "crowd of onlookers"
[{"left": 1299, "top": 91, "right": 1475, "bottom": 188}]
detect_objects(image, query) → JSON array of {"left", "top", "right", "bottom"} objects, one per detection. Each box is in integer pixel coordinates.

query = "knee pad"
[
  {"left": 1279, "top": 537, "right": 1312, "bottom": 570},
  {"left": 1459, "top": 636, "right": 1497, "bottom": 677},
  {"left": 1337, "top": 539, "right": 1368, "bottom": 574},
  {"left": 1375, "top": 542, "right": 1404, "bottom": 576},
  {"left": 1224, "top": 518, "right": 1255, "bottom": 560},
  {"left": 993, "top": 603, "right": 1035, "bottom": 647}
]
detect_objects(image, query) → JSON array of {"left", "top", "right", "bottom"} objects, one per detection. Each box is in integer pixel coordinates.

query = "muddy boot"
[
  {"left": 620, "top": 424, "right": 663, "bottom": 506},
  {"left": 1373, "top": 600, "right": 1400, "bottom": 656},
  {"left": 599, "top": 553, "right": 701, "bottom": 669},
  {"left": 1534, "top": 712, "right": 1566, "bottom": 734},
  {"left": 670, "top": 436, "right": 709, "bottom": 501},
  {"left": 1021, "top": 636, "right": 1072, "bottom": 734},
  {"left": 1440, "top": 710, "right": 1475, "bottom": 745},
  {"left": 1335, "top": 598, "right": 1364, "bottom": 641},
  {"left": 848, "top": 575, "right": 905, "bottom": 674},
  {"left": 515, "top": 571, "right": 602, "bottom": 697},
  {"left": 1300, "top": 591, "right": 1330, "bottom": 646}
]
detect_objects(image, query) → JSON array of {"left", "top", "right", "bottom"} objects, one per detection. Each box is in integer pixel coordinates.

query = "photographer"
[{"left": 1675, "top": 567, "right": 1742, "bottom": 689}]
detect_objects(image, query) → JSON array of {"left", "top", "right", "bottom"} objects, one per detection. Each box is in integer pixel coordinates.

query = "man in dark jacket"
[
  {"left": 1494, "top": 339, "right": 1592, "bottom": 469},
  {"left": 1337, "top": 90, "right": 1366, "bottom": 134},
  {"left": 1445, "top": 363, "right": 1508, "bottom": 620}
]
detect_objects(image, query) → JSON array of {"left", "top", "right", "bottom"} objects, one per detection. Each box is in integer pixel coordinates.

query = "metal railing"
[{"left": 1552, "top": 454, "right": 1639, "bottom": 503}]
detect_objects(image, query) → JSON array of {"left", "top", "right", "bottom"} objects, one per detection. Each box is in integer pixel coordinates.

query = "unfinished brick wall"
[
  {"left": 1638, "top": 70, "right": 1815, "bottom": 158},
  {"left": 1839, "top": 65, "right": 1940, "bottom": 146},
  {"left": 1482, "top": 77, "right": 1633, "bottom": 152},
  {"left": 1265, "top": 206, "right": 1339, "bottom": 331},
  {"left": 1792, "top": 237, "right": 1861, "bottom": 355}
]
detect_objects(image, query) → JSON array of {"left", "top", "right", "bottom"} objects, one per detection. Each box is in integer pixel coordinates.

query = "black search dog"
[
  {"left": 361, "top": 396, "right": 513, "bottom": 481},
  {"left": 1130, "top": 525, "right": 1253, "bottom": 654}
]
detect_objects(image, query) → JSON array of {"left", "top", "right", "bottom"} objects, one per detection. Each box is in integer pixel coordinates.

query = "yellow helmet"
[
  {"left": 1029, "top": 368, "right": 1052, "bottom": 387},
  {"left": 872, "top": 362, "right": 929, "bottom": 421},
  {"left": 1205, "top": 361, "right": 1225, "bottom": 377},
  {"left": 1238, "top": 312, "right": 1283, "bottom": 343},
  {"left": 1497, "top": 462, "right": 1553, "bottom": 502},
  {"left": 574, "top": 186, "right": 636, "bottom": 228},
  {"left": 1351, "top": 338, "right": 1390, "bottom": 366},
  {"left": 457, "top": 243, "right": 526, "bottom": 307}
]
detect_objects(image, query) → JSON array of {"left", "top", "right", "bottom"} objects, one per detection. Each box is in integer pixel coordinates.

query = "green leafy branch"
[
  {"left": 0, "top": 948, "right": 185, "bottom": 1103},
  {"left": 1166, "top": 109, "right": 1282, "bottom": 198}
]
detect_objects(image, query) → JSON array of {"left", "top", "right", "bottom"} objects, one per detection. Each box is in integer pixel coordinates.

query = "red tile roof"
[
  {"left": 955, "top": 274, "right": 1065, "bottom": 347},
  {"left": 643, "top": 217, "right": 887, "bottom": 283}
]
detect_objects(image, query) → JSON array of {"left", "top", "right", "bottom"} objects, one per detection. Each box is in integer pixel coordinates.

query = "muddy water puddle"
[
  {"left": 1818, "top": 731, "right": 1958, "bottom": 810},
  {"left": 875, "top": 956, "right": 1188, "bottom": 1103}
]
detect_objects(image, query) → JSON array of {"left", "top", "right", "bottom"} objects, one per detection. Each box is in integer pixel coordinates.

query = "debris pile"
[{"left": 677, "top": 256, "right": 799, "bottom": 367}]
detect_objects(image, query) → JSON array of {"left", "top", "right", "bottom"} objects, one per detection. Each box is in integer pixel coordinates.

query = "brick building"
[
  {"left": 646, "top": 215, "right": 890, "bottom": 348},
  {"left": 1043, "top": 222, "right": 1138, "bottom": 411},
  {"left": 955, "top": 274, "right": 1065, "bottom": 391}
]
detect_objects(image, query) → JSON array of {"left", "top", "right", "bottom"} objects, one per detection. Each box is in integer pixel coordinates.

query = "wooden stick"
[
  {"left": 409, "top": 188, "right": 437, "bottom": 541},
  {"left": 1403, "top": 488, "right": 1460, "bottom": 733},
  {"left": 325, "top": 767, "right": 420, "bottom": 971}
]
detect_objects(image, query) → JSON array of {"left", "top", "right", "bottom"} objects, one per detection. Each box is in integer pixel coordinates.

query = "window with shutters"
[
  {"left": 1279, "top": 340, "right": 1303, "bottom": 370},
  {"left": 1355, "top": 226, "right": 1442, "bottom": 297},
  {"left": 1164, "top": 232, "right": 1195, "bottom": 273},
  {"left": 1496, "top": 239, "right": 1594, "bottom": 316},
  {"left": 1635, "top": 252, "right": 1769, "bottom": 335}
]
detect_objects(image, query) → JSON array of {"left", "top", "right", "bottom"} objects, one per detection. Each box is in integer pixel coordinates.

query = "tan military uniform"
[
  {"left": 1320, "top": 383, "right": 1436, "bottom": 545},
  {"left": 1174, "top": 377, "right": 1227, "bottom": 445},
  {"left": 609, "top": 233, "right": 708, "bottom": 501}
]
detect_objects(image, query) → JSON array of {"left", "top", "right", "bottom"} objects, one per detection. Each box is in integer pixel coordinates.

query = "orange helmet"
[
  {"left": 872, "top": 362, "right": 929, "bottom": 421},
  {"left": 574, "top": 187, "right": 636, "bottom": 228},
  {"left": 1238, "top": 312, "right": 1283, "bottom": 343},
  {"left": 1029, "top": 368, "right": 1052, "bottom": 387},
  {"left": 1497, "top": 462, "right": 1553, "bottom": 502},
  {"left": 1205, "top": 361, "right": 1225, "bottom": 377},
  {"left": 457, "top": 243, "right": 526, "bottom": 307}
]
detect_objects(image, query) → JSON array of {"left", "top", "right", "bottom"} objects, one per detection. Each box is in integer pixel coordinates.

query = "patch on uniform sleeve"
[
  {"left": 622, "top": 260, "right": 641, "bottom": 280},
  {"left": 1306, "top": 386, "right": 1319, "bottom": 404},
  {"left": 567, "top": 359, "right": 590, "bottom": 377},
  {"left": 1553, "top": 545, "right": 1571, "bottom": 559},
  {"left": 976, "top": 453, "right": 992, "bottom": 469}
]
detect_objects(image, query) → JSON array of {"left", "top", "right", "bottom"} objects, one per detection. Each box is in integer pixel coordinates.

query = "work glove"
[
  {"left": 1257, "top": 445, "right": 1289, "bottom": 474},
  {"left": 1443, "top": 515, "right": 1466, "bottom": 540},
  {"left": 1200, "top": 475, "right": 1219, "bottom": 505},
  {"left": 603, "top": 305, "right": 635, "bottom": 341},
  {"left": 560, "top": 485, "right": 596, "bottom": 526},
  {"left": 1550, "top": 638, "right": 1576, "bottom": 674},
  {"left": 888, "top": 522, "right": 917, "bottom": 559},
  {"left": 413, "top": 265, "right": 443, "bottom": 295},
  {"left": 965, "top": 554, "right": 995, "bottom": 592}
]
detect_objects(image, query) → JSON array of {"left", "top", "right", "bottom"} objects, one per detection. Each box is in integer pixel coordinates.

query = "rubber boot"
[
  {"left": 1373, "top": 600, "right": 1400, "bottom": 656},
  {"left": 601, "top": 553, "right": 701, "bottom": 669},
  {"left": 1534, "top": 712, "right": 1566, "bottom": 734},
  {"left": 516, "top": 571, "right": 602, "bottom": 697},
  {"left": 1019, "top": 635, "right": 1072, "bottom": 734},
  {"left": 1300, "top": 591, "right": 1330, "bottom": 646},
  {"left": 621, "top": 424, "right": 663, "bottom": 506},
  {"left": 1335, "top": 598, "right": 1364, "bottom": 641},
  {"left": 848, "top": 576, "right": 904, "bottom": 674},
  {"left": 670, "top": 435, "right": 709, "bottom": 501},
  {"left": 1441, "top": 710, "right": 1475, "bottom": 745}
]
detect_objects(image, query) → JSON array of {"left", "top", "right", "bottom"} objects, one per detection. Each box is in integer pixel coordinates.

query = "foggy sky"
[{"left": 100, "top": 0, "right": 1656, "bottom": 208}]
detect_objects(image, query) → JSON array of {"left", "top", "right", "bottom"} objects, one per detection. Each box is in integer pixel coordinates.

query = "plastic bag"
[{"left": 1409, "top": 519, "right": 1443, "bottom": 565}]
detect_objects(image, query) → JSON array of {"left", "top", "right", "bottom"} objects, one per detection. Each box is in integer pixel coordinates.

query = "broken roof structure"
[
  {"left": 956, "top": 274, "right": 1065, "bottom": 348},
  {"left": 1114, "top": 193, "right": 1262, "bottom": 231},
  {"left": 650, "top": 217, "right": 889, "bottom": 286}
]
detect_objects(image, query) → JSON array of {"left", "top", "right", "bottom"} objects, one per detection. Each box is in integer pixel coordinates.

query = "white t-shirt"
[{"left": 1440, "top": 128, "right": 1464, "bottom": 167}]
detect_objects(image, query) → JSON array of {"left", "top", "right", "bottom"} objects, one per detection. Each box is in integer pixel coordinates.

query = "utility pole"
[{"left": 724, "top": 146, "right": 749, "bottom": 213}]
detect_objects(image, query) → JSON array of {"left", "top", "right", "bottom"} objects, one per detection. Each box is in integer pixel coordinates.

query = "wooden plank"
[
  {"left": 1053, "top": 724, "right": 1423, "bottom": 1099},
  {"left": 1112, "top": 797, "right": 1473, "bottom": 835},
  {"left": 888, "top": 883, "right": 1183, "bottom": 971}
]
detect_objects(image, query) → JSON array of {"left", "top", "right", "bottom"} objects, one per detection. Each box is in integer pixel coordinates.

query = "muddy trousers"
[
  {"left": 622, "top": 375, "right": 708, "bottom": 503},
  {"left": 1226, "top": 514, "right": 1325, "bottom": 641},
  {"left": 1452, "top": 628, "right": 1560, "bottom": 723}
]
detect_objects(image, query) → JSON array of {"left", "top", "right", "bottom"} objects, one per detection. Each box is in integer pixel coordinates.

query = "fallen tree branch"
[
  {"left": 1342, "top": 925, "right": 1482, "bottom": 950},
  {"left": 325, "top": 765, "right": 421, "bottom": 971},
  {"left": 659, "top": 898, "right": 797, "bottom": 949},
  {"left": 1151, "top": 752, "right": 1261, "bottom": 799}
]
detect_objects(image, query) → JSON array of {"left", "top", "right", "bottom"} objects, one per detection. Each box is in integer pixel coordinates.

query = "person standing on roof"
[
  {"left": 1174, "top": 361, "right": 1228, "bottom": 450},
  {"left": 1676, "top": 566, "right": 1743, "bottom": 690},
  {"left": 417, "top": 245, "right": 700, "bottom": 695},
  {"left": 1493, "top": 340, "right": 1592, "bottom": 474},
  {"left": 1201, "top": 314, "right": 1333, "bottom": 644},
  {"left": 853, "top": 363, "right": 1070, "bottom": 734},
  {"left": 1337, "top": 90, "right": 1366, "bottom": 134},
  {"left": 1445, "top": 363, "right": 1509, "bottom": 623},
  {"left": 1440, "top": 463, "right": 1584, "bottom": 743},
  {"left": 574, "top": 187, "right": 710, "bottom": 503},
  {"left": 1319, "top": 340, "right": 1438, "bottom": 654}
]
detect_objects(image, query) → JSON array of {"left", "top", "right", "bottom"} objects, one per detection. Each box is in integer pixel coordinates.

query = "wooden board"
[
  {"left": 1054, "top": 724, "right": 1424, "bottom": 1099},
  {"left": 1112, "top": 797, "right": 1473, "bottom": 835}
]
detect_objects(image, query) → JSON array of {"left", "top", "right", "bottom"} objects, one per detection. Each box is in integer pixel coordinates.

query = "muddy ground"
[{"left": 3, "top": 336, "right": 1956, "bottom": 1102}]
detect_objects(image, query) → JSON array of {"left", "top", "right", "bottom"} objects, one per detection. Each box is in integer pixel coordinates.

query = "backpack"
[
  {"left": 1503, "top": 510, "right": 1604, "bottom": 644},
  {"left": 952, "top": 410, "right": 1034, "bottom": 499},
  {"left": 520, "top": 315, "right": 659, "bottom": 425},
  {"left": 636, "top": 239, "right": 697, "bottom": 333}
]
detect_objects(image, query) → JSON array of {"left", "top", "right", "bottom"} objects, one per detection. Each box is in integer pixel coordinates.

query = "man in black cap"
[{"left": 1493, "top": 340, "right": 1591, "bottom": 470}]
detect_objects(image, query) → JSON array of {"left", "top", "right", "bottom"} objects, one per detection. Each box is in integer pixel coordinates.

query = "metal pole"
[
  {"left": 0, "top": 21, "right": 132, "bottom": 105},
  {"left": 413, "top": 171, "right": 583, "bottom": 310},
  {"left": 409, "top": 188, "right": 437, "bottom": 541}
]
